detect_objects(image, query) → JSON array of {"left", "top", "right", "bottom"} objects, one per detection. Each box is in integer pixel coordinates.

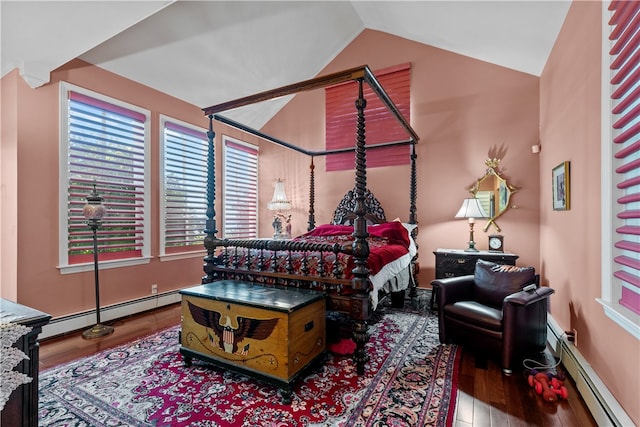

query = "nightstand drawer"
[
  {"left": 437, "top": 256, "right": 474, "bottom": 277},
  {"left": 433, "top": 248, "right": 518, "bottom": 279}
]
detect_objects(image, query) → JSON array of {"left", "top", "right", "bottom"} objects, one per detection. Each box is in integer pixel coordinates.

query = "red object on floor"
[
  {"left": 528, "top": 372, "right": 569, "bottom": 402},
  {"left": 328, "top": 338, "right": 357, "bottom": 355}
]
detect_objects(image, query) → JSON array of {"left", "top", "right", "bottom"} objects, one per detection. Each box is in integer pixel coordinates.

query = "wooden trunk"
[{"left": 179, "top": 280, "right": 326, "bottom": 402}]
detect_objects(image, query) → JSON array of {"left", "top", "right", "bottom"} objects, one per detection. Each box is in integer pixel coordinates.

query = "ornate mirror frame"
[{"left": 469, "top": 158, "right": 518, "bottom": 232}]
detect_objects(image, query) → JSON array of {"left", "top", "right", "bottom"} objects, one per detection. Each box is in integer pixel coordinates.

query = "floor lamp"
[{"left": 82, "top": 183, "right": 114, "bottom": 339}]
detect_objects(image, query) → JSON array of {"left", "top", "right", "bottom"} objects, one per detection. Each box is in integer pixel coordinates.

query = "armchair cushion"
[
  {"left": 445, "top": 301, "right": 502, "bottom": 331},
  {"left": 473, "top": 260, "right": 536, "bottom": 308}
]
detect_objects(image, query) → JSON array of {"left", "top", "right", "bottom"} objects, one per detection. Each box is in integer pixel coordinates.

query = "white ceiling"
[{"left": 1, "top": 0, "right": 570, "bottom": 128}]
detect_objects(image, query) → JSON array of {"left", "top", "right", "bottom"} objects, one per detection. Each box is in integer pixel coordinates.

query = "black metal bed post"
[
  {"left": 409, "top": 143, "right": 417, "bottom": 225},
  {"left": 307, "top": 157, "right": 316, "bottom": 231},
  {"left": 351, "top": 78, "right": 371, "bottom": 376},
  {"left": 408, "top": 142, "right": 419, "bottom": 297},
  {"left": 203, "top": 114, "right": 218, "bottom": 284}
]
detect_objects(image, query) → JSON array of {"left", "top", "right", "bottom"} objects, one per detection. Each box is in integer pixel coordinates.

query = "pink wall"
[
  {"left": 1, "top": 70, "right": 20, "bottom": 301},
  {"left": 540, "top": 2, "right": 639, "bottom": 423},
  {"left": 5, "top": 60, "right": 211, "bottom": 317},
  {"left": 262, "top": 29, "right": 542, "bottom": 287},
  {"left": 2, "top": 9, "right": 635, "bottom": 422},
  {"left": 1, "top": 33, "right": 542, "bottom": 314},
  {"left": 1, "top": 59, "right": 273, "bottom": 318}
]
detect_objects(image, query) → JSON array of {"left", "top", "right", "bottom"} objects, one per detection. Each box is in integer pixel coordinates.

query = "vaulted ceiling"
[{"left": 1, "top": 1, "right": 570, "bottom": 128}]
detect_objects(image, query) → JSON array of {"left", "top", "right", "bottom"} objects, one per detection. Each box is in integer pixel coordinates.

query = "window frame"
[
  {"left": 159, "top": 116, "right": 208, "bottom": 261},
  {"left": 222, "top": 135, "right": 259, "bottom": 239},
  {"left": 58, "top": 82, "right": 152, "bottom": 274},
  {"left": 598, "top": 2, "right": 640, "bottom": 339}
]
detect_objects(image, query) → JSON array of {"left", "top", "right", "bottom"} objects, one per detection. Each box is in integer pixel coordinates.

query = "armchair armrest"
[
  {"left": 502, "top": 286, "right": 555, "bottom": 365},
  {"left": 433, "top": 275, "right": 475, "bottom": 307},
  {"left": 433, "top": 275, "right": 475, "bottom": 344},
  {"left": 504, "top": 286, "right": 554, "bottom": 307}
]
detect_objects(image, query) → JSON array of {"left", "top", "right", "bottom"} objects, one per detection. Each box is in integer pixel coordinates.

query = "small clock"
[{"left": 488, "top": 234, "right": 504, "bottom": 252}]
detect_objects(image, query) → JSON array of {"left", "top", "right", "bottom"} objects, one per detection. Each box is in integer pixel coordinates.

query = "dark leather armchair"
[{"left": 433, "top": 259, "right": 554, "bottom": 374}]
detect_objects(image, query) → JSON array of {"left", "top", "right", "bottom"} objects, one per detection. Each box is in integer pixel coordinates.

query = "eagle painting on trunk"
[{"left": 187, "top": 301, "right": 279, "bottom": 355}]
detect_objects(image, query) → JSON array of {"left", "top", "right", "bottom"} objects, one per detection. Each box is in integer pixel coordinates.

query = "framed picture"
[{"left": 552, "top": 161, "right": 570, "bottom": 211}]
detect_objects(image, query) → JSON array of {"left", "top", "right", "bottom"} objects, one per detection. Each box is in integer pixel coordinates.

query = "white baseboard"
[
  {"left": 547, "top": 315, "right": 635, "bottom": 427},
  {"left": 40, "top": 291, "right": 181, "bottom": 340}
]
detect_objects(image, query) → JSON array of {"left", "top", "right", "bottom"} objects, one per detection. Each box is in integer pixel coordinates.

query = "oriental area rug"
[{"left": 39, "top": 307, "right": 460, "bottom": 427}]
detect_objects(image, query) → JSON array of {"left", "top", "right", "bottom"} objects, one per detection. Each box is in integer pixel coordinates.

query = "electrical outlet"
[
  {"left": 151, "top": 284, "right": 158, "bottom": 295},
  {"left": 572, "top": 328, "right": 578, "bottom": 347}
]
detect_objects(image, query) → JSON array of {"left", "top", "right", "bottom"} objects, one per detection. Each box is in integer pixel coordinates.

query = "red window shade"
[
  {"left": 325, "top": 64, "right": 411, "bottom": 171},
  {"left": 609, "top": 1, "right": 640, "bottom": 315},
  {"left": 70, "top": 91, "right": 146, "bottom": 122}
]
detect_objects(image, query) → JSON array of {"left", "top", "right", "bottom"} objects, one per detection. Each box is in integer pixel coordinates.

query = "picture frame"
[{"left": 552, "top": 161, "right": 570, "bottom": 211}]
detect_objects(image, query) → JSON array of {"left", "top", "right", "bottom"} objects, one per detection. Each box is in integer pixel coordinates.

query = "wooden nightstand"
[{"left": 430, "top": 248, "right": 519, "bottom": 310}]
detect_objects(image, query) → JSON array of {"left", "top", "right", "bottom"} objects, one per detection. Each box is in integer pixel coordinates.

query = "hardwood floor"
[
  {"left": 39, "top": 303, "right": 181, "bottom": 370},
  {"left": 39, "top": 303, "right": 597, "bottom": 426},
  {"left": 454, "top": 348, "right": 597, "bottom": 426}
]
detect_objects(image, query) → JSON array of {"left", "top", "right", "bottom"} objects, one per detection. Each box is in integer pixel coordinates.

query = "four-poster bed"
[{"left": 192, "top": 65, "right": 419, "bottom": 375}]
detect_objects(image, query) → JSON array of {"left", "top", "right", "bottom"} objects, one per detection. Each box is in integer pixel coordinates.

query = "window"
[
  {"left": 59, "top": 83, "right": 150, "bottom": 273},
  {"left": 160, "top": 117, "right": 207, "bottom": 257},
  {"left": 223, "top": 136, "right": 258, "bottom": 239},
  {"left": 600, "top": 1, "right": 639, "bottom": 338},
  {"left": 325, "top": 63, "right": 411, "bottom": 171}
]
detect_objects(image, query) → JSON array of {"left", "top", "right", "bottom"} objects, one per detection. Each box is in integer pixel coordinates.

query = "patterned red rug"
[{"left": 39, "top": 308, "right": 459, "bottom": 426}]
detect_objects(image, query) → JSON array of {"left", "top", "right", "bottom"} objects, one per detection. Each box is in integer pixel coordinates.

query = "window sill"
[
  {"left": 159, "top": 250, "right": 206, "bottom": 262},
  {"left": 596, "top": 298, "right": 640, "bottom": 340},
  {"left": 58, "top": 257, "right": 152, "bottom": 275}
]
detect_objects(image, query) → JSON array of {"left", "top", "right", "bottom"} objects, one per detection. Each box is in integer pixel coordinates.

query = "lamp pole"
[{"left": 82, "top": 183, "right": 114, "bottom": 339}]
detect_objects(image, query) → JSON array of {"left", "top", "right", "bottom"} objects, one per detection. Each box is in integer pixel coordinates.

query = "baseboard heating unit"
[
  {"left": 40, "top": 291, "right": 181, "bottom": 340},
  {"left": 547, "top": 315, "right": 634, "bottom": 427}
]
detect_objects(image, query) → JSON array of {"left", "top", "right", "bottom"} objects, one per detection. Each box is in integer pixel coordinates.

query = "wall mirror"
[{"left": 469, "top": 158, "right": 518, "bottom": 232}]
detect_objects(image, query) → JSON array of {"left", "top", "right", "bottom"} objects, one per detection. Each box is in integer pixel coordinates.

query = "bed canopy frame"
[{"left": 201, "top": 65, "right": 420, "bottom": 375}]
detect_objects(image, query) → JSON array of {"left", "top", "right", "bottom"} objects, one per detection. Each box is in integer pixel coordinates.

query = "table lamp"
[
  {"left": 455, "top": 198, "right": 488, "bottom": 252},
  {"left": 268, "top": 179, "right": 291, "bottom": 239}
]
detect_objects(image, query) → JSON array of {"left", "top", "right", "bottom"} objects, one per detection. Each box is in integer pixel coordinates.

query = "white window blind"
[
  {"left": 161, "top": 119, "right": 207, "bottom": 254},
  {"left": 223, "top": 137, "right": 258, "bottom": 239},
  {"left": 608, "top": 1, "right": 639, "bottom": 315},
  {"left": 66, "top": 91, "right": 147, "bottom": 265}
]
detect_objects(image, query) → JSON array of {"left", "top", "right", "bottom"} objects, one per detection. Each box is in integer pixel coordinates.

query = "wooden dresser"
[
  {"left": 431, "top": 249, "right": 519, "bottom": 310},
  {"left": 0, "top": 299, "right": 51, "bottom": 427}
]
